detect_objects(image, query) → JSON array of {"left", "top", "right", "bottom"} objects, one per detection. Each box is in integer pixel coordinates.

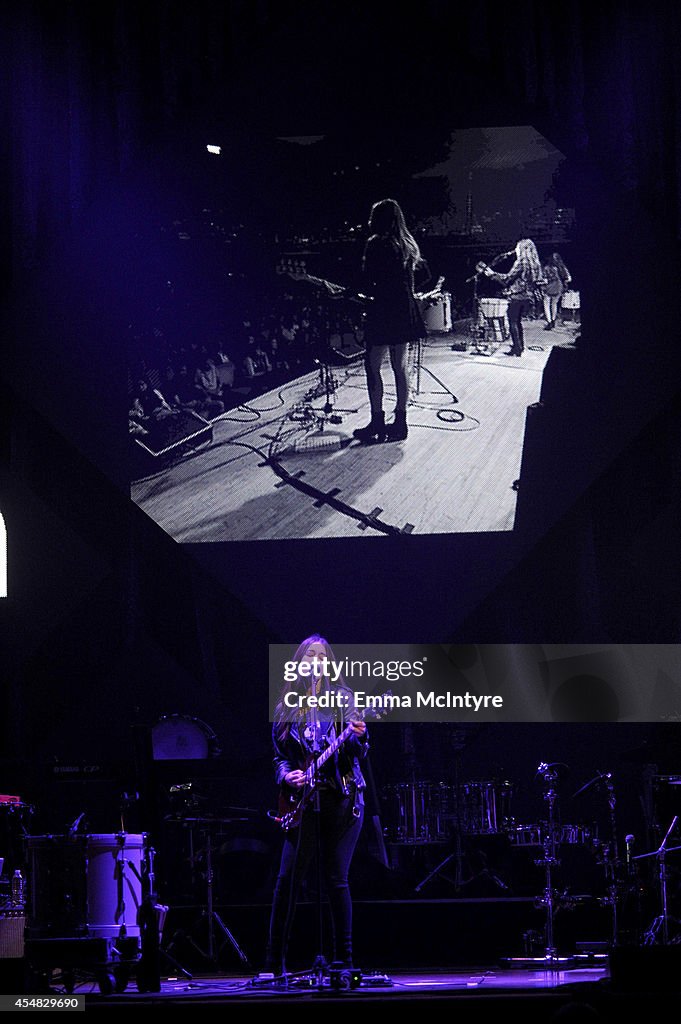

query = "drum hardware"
[
  {"left": 410, "top": 334, "right": 458, "bottom": 409},
  {"left": 528, "top": 762, "right": 567, "bottom": 964},
  {"left": 573, "top": 768, "right": 625, "bottom": 946},
  {"left": 465, "top": 250, "right": 513, "bottom": 355},
  {"left": 460, "top": 779, "right": 514, "bottom": 835},
  {"left": 179, "top": 818, "right": 250, "bottom": 969},
  {"left": 24, "top": 831, "right": 159, "bottom": 993},
  {"left": 137, "top": 840, "right": 192, "bottom": 990},
  {"left": 381, "top": 782, "right": 452, "bottom": 845},
  {"left": 635, "top": 815, "right": 681, "bottom": 946},
  {"left": 507, "top": 822, "right": 595, "bottom": 847},
  {"left": 560, "top": 289, "right": 580, "bottom": 323},
  {"left": 476, "top": 298, "right": 510, "bottom": 350},
  {"left": 416, "top": 279, "right": 452, "bottom": 335}
]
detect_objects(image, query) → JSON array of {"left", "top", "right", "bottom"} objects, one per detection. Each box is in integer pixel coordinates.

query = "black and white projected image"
[{"left": 129, "top": 126, "right": 578, "bottom": 541}]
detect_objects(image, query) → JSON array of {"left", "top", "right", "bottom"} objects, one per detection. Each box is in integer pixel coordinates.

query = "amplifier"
[{"left": 0, "top": 913, "right": 25, "bottom": 959}]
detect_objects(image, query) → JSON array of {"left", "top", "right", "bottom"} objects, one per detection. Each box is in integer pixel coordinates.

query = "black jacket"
[{"left": 272, "top": 716, "right": 369, "bottom": 799}]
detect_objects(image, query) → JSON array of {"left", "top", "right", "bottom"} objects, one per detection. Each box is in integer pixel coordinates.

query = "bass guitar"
[{"left": 275, "top": 697, "right": 391, "bottom": 832}]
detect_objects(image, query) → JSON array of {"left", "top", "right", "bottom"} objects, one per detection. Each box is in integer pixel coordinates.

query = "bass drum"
[
  {"left": 478, "top": 298, "right": 509, "bottom": 319},
  {"left": 86, "top": 833, "right": 145, "bottom": 940},
  {"left": 151, "top": 713, "right": 220, "bottom": 760},
  {"left": 561, "top": 289, "right": 580, "bottom": 310},
  {"left": 419, "top": 293, "right": 452, "bottom": 333}
]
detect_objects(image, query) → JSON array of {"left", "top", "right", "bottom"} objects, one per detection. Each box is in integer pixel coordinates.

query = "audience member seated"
[
  {"left": 129, "top": 379, "right": 176, "bottom": 425},
  {"left": 172, "top": 363, "right": 224, "bottom": 419},
  {"left": 268, "top": 336, "right": 289, "bottom": 373},
  {"left": 243, "top": 339, "right": 273, "bottom": 380},
  {"left": 194, "top": 358, "right": 227, "bottom": 417},
  {"left": 129, "top": 417, "right": 149, "bottom": 437},
  {"left": 213, "top": 341, "right": 235, "bottom": 387}
]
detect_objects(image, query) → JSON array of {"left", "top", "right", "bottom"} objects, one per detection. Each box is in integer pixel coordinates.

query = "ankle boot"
[
  {"left": 386, "top": 409, "right": 408, "bottom": 441},
  {"left": 353, "top": 410, "right": 385, "bottom": 443}
]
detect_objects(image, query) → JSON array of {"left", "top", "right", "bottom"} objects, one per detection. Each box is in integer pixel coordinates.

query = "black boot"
[
  {"left": 385, "top": 409, "right": 408, "bottom": 441},
  {"left": 353, "top": 410, "right": 385, "bottom": 443}
]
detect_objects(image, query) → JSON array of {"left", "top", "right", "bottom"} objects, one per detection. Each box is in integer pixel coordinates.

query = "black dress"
[{"left": 362, "top": 235, "right": 427, "bottom": 347}]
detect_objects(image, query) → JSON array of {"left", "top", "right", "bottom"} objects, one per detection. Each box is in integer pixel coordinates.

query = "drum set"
[
  {"left": 381, "top": 776, "right": 599, "bottom": 845},
  {"left": 22, "top": 830, "right": 163, "bottom": 993},
  {"left": 381, "top": 777, "right": 523, "bottom": 845}
]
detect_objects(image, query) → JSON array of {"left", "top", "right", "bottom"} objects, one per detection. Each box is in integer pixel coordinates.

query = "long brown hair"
[
  {"left": 368, "top": 198, "right": 421, "bottom": 268},
  {"left": 274, "top": 633, "right": 347, "bottom": 732}
]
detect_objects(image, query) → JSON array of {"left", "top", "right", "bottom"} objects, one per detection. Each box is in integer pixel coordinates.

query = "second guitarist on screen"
[{"left": 265, "top": 634, "right": 369, "bottom": 979}]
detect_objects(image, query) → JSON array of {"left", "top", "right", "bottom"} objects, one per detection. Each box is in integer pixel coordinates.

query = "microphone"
[
  {"left": 625, "top": 834, "right": 635, "bottom": 865},
  {"left": 69, "top": 812, "right": 86, "bottom": 835},
  {"left": 491, "top": 250, "right": 515, "bottom": 265},
  {"left": 466, "top": 250, "right": 514, "bottom": 283}
]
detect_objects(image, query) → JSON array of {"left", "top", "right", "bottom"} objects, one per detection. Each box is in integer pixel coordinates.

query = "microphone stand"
[
  {"left": 574, "top": 770, "right": 622, "bottom": 946},
  {"left": 636, "top": 815, "right": 681, "bottom": 945},
  {"left": 464, "top": 250, "right": 512, "bottom": 356},
  {"left": 296, "top": 704, "right": 331, "bottom": 988}
]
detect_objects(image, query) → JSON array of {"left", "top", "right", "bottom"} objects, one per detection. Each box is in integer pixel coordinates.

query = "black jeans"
[
  {"left": 267, "top": 789, "right": 364, "bottom": 971},
  {"left": 507, "top": 298, "right": 530, "bottom": 354}
]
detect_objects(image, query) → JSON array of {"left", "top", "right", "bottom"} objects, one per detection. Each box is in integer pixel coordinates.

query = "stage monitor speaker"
[
  {"left": 609, "top": 945, "right": 681, "bottom": 991},
  {"left": 134, "top": 410, "right": 213, "bottom": 458}
]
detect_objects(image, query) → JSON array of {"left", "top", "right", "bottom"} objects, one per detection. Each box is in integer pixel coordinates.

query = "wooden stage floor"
[{"left": 132, "top": 322, "right": 577, "bottom": 542}]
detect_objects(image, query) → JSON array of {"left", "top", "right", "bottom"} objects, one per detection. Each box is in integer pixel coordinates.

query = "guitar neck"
[{"left": 312, "top": 722, "right": 354, "bottom": 774}]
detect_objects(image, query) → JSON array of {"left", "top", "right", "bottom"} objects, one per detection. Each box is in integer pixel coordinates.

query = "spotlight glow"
[{"left": 206, "top": 145, "right": 221, "bottom": 155}]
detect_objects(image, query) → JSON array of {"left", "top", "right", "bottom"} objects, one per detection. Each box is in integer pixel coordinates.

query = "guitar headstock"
[{"left": 349, "top": 690, "right": 394, "bottom": 723}]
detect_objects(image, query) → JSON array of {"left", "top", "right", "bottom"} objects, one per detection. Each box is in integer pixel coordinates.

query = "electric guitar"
[
  {"left": 275, "top": 696, "right": 392, "bottom": 832},
  {"left": 284, "top": 269, "right": 373, "bottom": 304},
  {"left": 415, "top": 275, "right": 446, "bottom": 307},
  {"left": 285, "top": 270, "right": 446, "bottom": 308}
]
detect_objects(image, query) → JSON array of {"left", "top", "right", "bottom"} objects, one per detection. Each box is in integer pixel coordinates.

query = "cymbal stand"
[
  {"left": 143, "top": 842, "right": 193, "bottom": 984},
  {"left": 636, "top": 815, "right": 681, "bottom": 945},
  {"left": 533, "top": 763, "right": 562, "bottom": 963},
  {"left": 591, "top": 772, "right": 622, "bottom": 946},
  {"left": 188, "top": 825, "right": 249, "bottom": 968}
]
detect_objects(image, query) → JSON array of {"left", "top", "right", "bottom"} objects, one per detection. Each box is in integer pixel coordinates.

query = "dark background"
[{"left": 1, "top": 0, "right": 681, "bottom": 950}]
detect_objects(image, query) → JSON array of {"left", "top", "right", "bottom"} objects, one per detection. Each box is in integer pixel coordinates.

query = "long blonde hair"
[{"left": 514, "top": 238, "right": 542, "bottom": 282}]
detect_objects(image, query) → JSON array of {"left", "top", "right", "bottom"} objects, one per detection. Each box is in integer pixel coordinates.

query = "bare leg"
[
  {"left": 365, "top": 345, "right": 388, "bottom": 418},
  {"left": 353, "top": 345, "right": 388, "bottom": 441},
  {"left": 389, "top": 343, "right": 409, "bottom": 412}
]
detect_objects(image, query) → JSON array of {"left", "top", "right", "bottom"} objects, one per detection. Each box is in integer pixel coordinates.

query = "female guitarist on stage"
[{"left": 265, "top": 634, "right": 368, "bottom": 979}]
